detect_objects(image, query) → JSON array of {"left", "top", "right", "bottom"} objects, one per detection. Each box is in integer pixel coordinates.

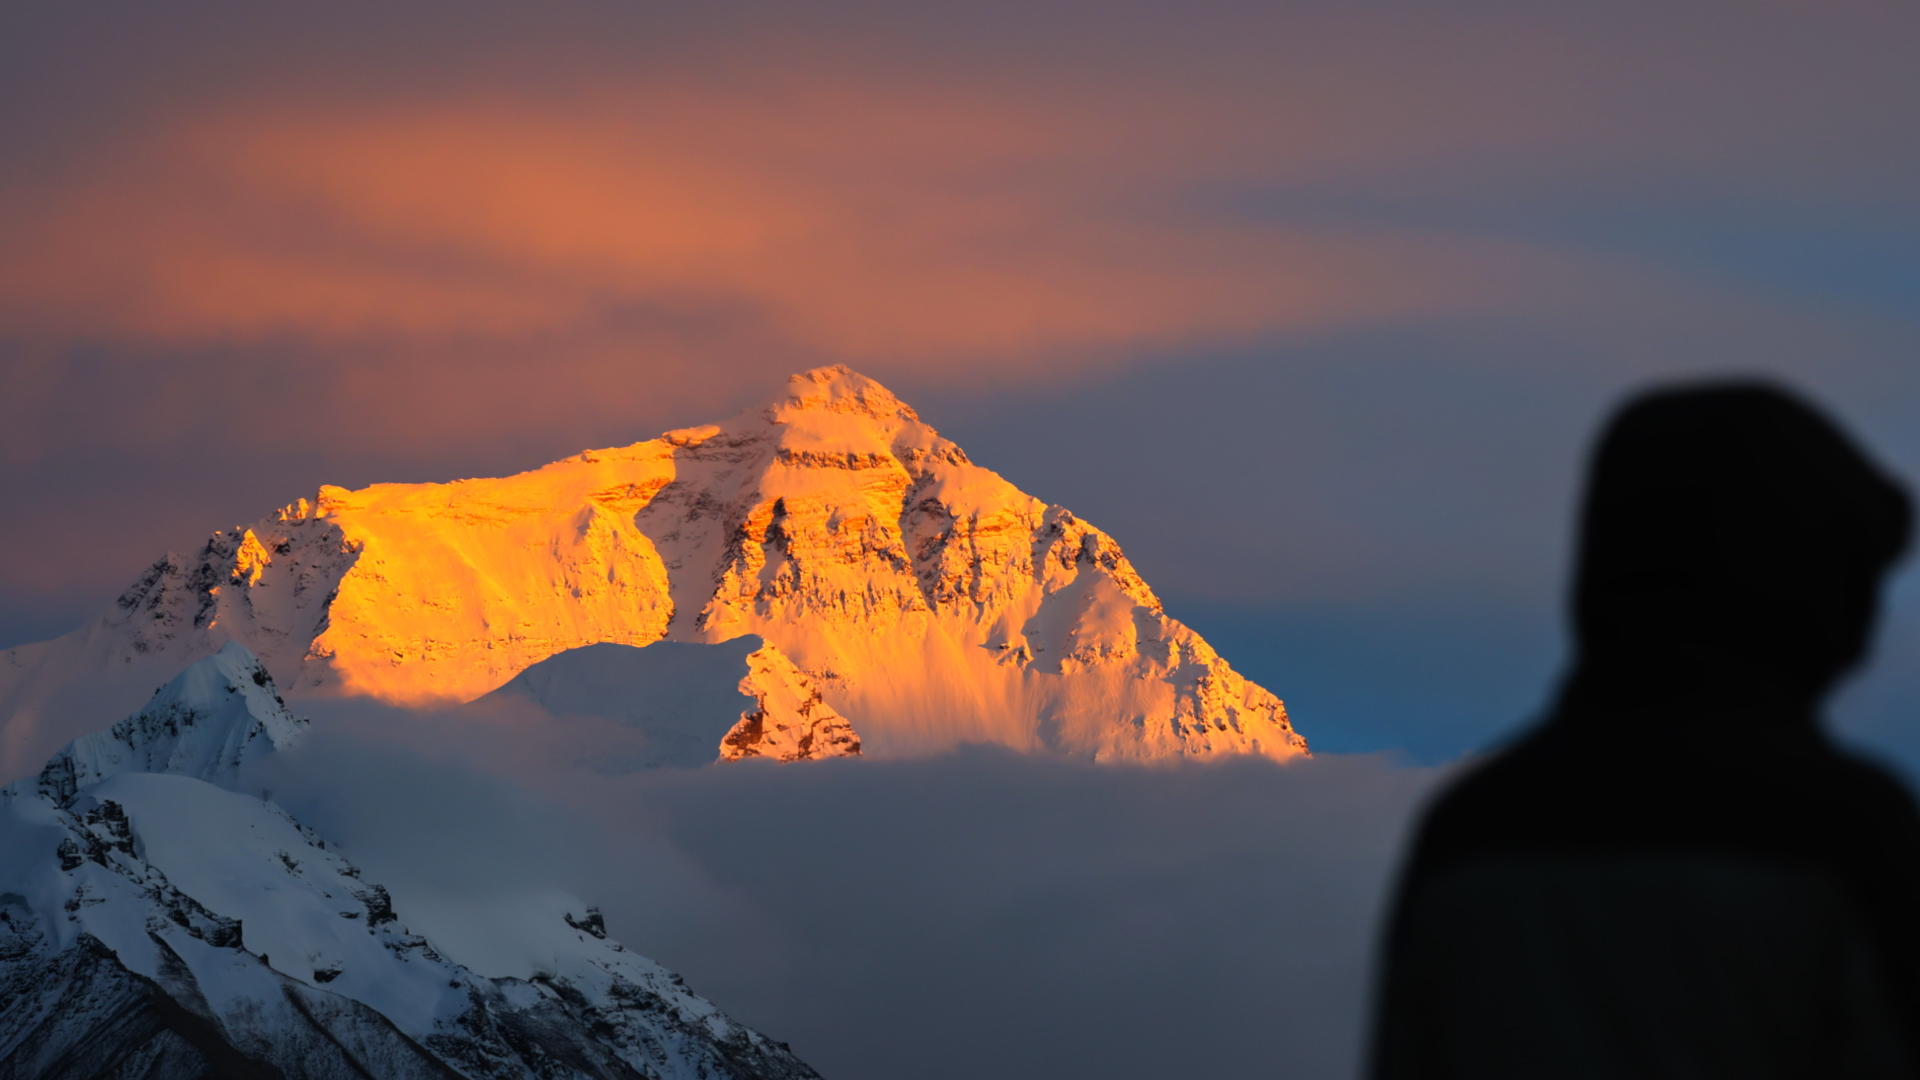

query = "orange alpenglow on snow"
[{"left": 0, "top": 367, "right": 1305, "bottom": 777}]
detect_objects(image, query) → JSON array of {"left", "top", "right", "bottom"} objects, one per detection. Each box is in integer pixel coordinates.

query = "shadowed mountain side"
[{"left": 474, "top": 638, "right": 860, "bottom": 770}]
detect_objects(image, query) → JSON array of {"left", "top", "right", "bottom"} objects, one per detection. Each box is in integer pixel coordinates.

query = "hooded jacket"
[{"left": 1370, "top": 383, "right": 1920, "bottom": 1080}]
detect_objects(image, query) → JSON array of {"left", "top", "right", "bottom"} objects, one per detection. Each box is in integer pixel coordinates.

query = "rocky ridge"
[{"left": 35, "top": 641, "right": 307, "bottom": 804}]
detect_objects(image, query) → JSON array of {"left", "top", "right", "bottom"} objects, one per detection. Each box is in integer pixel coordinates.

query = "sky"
[{"left": 5, "top": 5, "right": 1920, "bottom": 1075}]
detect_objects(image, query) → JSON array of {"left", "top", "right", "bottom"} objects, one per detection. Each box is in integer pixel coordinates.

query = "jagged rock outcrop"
[
  {"left": 0, "top": 648, "right": 823, "bottom": 1079},
  {"left": 0, "top": 365, "right": 1305, "bottom": 775},
  {"left": 719, "top": 644, "right": 861, "bottom": 763}
]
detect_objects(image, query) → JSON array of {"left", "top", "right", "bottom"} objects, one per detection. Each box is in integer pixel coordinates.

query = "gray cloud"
[{"left": 248, "top": 702, "right": 1441, "bottom": 1080}]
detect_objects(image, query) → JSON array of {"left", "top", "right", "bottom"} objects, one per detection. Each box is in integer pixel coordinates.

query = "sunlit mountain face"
[{"left": 0, "top": 366, "right": 1303, "bottom": 783}]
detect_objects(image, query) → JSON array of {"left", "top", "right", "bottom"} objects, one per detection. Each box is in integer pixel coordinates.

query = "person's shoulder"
[
  {"left": 1416, "top": 750, "right": 1521, "bottom": 837},
  {"left": 1405, "top": 725, "right": 1581, "bottom": 867},
  {"left": 1818, "top": 745, "right": 1920, "bottom": 823}
]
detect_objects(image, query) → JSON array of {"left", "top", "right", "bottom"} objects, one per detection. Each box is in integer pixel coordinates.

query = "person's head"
[{"left": 1571, "top": 381, "right": 1910, "bottom": 710}]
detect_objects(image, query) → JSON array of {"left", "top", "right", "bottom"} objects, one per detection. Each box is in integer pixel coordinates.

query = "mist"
[{"left": 247, "top": 699, "right": 1442, "bottom": 1080}]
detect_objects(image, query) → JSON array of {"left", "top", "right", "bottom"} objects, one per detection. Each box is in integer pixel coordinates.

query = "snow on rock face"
[
  {"left": 720, "top": 643, "right": 862, "bottom": 763},
  {"left": 34, "top": 642, "right": 306, "bottom": 804},
  {"left": 0, "top": 365, "right": 1306, "bottom": 776},
  {"left": 0, "top": 669, "right": 823, "bottom": 1079},
  {"left": 479, "top": 637, "right": 859, "bottom": 769},
  {"left": 0, "top": 512, "right": 360, "bottom": 785}
]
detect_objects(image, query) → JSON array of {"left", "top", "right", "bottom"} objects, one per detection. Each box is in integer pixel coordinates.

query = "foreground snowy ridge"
[
  {"left": 0, "top": 365, "right": 1306, "bottom": 776},
  {"left": 34, "top": 641, "right": 306, "bottom": 803},
  {"left": 0, "top": 647, "right": 822, "bottom": 1080}
]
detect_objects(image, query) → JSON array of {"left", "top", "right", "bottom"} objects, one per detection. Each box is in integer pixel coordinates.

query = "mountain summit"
[{"left": 0, "top": 366, "right": 1305, "bottom": 776}]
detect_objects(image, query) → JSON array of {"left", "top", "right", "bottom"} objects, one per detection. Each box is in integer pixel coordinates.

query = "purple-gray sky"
[{"left": 8, "top": 8, "right": 1920, "bottom": 1077}]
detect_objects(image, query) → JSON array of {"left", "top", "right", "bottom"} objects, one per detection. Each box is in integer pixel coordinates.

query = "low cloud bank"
[{"left": 252, "top": 701, "right": 1442, "bottom": 1080}]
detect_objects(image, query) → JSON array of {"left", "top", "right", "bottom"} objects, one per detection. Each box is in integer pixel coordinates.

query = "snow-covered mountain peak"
[
  {"left": 0, "top": 367, "right": 1306, "bottom": 775},
  {"left": 770, "top": 364, "right": 920, "bottom": 425},
  {"left": 29, "top": 641, "right": 305, "bottom": 805},
  {"left": 686, "top": 365, "right": 953, "bottom": 483}
]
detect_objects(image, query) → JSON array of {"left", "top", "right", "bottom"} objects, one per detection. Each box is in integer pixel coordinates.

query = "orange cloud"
[
  {"left": 0, "top": 76, "right": 1603, "bottom": 376},
  {"left": 4, "top": 2, "right": 1910, "bottom": 480},
  {"left": 7, "top": 0, "right": 1917, "bottom": 399}
]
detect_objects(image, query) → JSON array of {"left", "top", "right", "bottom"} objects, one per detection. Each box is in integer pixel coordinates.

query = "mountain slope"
[
  {"left": 0, "top": 647, "right": 822, "bottom": 1080},
  {"left": 0, "top": 366, "right": 1305, "bottom": 777},
  {"left": 35, "top": 640, "right": 307, "bottom": 803}
]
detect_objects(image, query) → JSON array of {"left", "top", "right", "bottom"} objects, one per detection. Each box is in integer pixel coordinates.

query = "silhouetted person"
[{"left": 1370, "top": 382, "right": 1920, "bottom": 1079}]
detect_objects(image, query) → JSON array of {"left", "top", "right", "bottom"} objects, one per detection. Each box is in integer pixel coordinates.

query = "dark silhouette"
[{"left": 1370, "top": 382, "right": 1920, "bottom": 1079}]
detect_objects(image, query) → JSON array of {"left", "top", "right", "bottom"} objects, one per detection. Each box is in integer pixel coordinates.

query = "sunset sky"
[
  {"left": 8, "top": 8, "right": 1920, "bottom": 1077},
  {"left": 6, "top": 0, "right": 1920, "bottom": 764}
]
